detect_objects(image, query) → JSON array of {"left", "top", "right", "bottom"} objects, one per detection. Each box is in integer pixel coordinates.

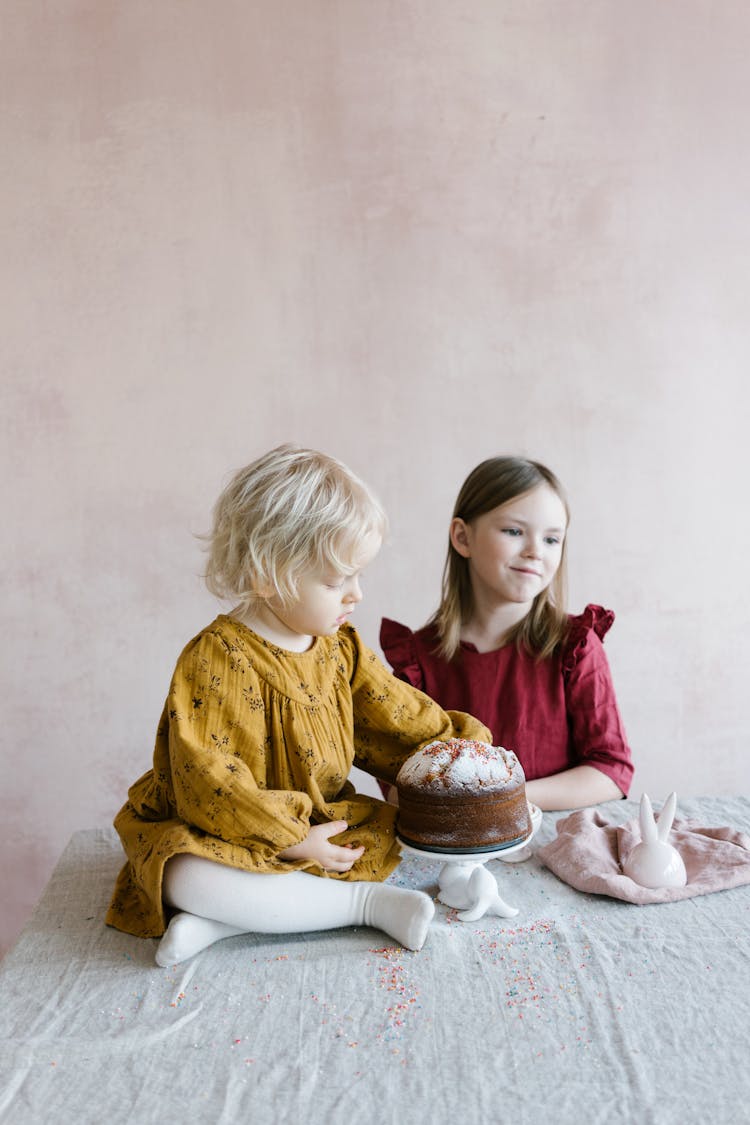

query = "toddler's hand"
[{"left": 278, "top": 821, "right": 365, "bottom": 872}]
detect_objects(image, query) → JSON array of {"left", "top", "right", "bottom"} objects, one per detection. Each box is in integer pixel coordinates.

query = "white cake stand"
[{"left": 398, "top": 803, "right": 542, "bottom": 922}]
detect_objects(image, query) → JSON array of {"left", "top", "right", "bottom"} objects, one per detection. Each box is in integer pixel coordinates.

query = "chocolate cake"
[{"left": 396, "top": 738, "right": 531, "bottom": 853}]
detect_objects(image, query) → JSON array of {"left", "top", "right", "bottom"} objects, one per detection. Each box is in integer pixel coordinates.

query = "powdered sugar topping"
[{"left": 396, "top": 738, "right": 525, "bottom": 791}]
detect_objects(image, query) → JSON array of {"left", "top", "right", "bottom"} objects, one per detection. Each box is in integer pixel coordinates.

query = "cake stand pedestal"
[{"left": 397, "top": 803, "right": 542, "bottom": 922}]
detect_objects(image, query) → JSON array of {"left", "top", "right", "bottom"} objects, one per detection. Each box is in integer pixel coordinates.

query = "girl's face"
[
  {"left": 259, "top": 530, "right": 382, "bottom": 649},
  {"left": 451, "top": 483, "right": 567, "bottom": 610}
]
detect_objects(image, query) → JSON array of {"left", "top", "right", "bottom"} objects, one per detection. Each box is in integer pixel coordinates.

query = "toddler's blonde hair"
[
  {"left": 430, "top": 456, "right": 570, "bottom": 661},
  {"left": 205, "top": 444, "right": 387, "bottom": 612}
]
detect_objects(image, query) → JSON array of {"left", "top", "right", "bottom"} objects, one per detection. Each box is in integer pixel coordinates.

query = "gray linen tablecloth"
[{"left": 1, "top": 796, "right": 749, "bottom": 1125}]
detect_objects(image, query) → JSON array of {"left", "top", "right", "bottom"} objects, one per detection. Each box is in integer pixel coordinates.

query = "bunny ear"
[
  {"left": 639, "top": 793, "right": 658, "bottom": 845},
  {"left": 656, "top": 792, "right": 677, "bottom": 841}
]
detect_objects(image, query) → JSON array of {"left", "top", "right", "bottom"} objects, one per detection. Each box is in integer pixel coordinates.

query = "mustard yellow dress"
[{"left": 106, "top": 616, "right": 491, "bottom": 938}]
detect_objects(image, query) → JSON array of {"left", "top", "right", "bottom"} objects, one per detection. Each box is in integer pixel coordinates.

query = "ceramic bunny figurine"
[
  {"left": 622, "top": 792, "right": 687, "bottom": 889},
  {"left": 437, "top": 862, "right": 519, "bottom": 921}
]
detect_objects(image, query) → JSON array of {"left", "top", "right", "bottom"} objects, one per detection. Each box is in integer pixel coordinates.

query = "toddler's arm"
[{"left": 344, "top": 628, "right": 491, "bottom": 782}]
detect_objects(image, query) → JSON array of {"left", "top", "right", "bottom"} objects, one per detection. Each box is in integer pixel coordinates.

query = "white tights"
[{"left": 155, "top": 853, "right": 435, "bottom": 966}]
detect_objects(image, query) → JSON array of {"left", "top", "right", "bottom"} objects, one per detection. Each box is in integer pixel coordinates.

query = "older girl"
[{"left": 381, "top": 456, "right": 633, "bottom": 811}]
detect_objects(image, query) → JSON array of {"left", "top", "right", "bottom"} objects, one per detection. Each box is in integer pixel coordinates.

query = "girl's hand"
[{"left": 278, "top": 821, "right": 365, "bottom": 872}]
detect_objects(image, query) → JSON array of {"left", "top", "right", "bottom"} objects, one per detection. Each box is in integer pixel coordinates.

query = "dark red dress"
[{"left": 380, "top": 605, "right": 633, "bottom": 795}]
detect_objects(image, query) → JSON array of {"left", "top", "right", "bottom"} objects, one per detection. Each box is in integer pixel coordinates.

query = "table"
[{"left": 1, "top": 797, "right": 749, "bottom": 1125}]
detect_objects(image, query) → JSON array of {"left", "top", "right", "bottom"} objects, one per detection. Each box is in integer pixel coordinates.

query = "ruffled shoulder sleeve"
[
  {"left": 379, "top": 617, "right": 425, "bottom": 690},
  {"left": 562, "top": 604, "right": 616, "bottom": 674}
]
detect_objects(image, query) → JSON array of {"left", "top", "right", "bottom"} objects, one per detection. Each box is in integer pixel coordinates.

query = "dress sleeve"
[
  {"left": 562, "top": 605, "right": 634, "bottom": 796},
  {"left": 347, "top": 628, "right": 491, "bottom": 784},
  {"left": 562, "top": 604, "right": 615, "bottom": 669},
  {"left": 163, "top": 631, "right": 313, "bottom": 857},
  {"left": 379, "top": 618, "right": 425, "bottom": 689}
]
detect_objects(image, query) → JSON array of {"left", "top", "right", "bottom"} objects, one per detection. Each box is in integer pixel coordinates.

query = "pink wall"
[{"left": 3, "top": 2, "right": 749, "bottom": 956}]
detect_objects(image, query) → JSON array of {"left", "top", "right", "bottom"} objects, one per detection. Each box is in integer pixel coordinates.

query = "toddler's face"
[{"left": 269, "top": 530, "right": 382, "bottom": 642}]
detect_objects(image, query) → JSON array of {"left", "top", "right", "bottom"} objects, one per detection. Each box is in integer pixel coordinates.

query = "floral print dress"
[{"left": 106, "top": 617, "right": 490, "bottom": 937}]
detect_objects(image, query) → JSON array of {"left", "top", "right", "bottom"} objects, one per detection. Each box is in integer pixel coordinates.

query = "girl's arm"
[
  {"left": 379, "top": 761, "right": 623, "bottom": 812},
  {"left": 554, "top": 619, "right": 634, "bottom": 810},
  {"left": 525, "top": 764, "right": 623, "bottom": 812}
]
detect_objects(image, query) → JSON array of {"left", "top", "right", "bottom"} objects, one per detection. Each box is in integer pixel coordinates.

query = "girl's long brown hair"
[{"left": 428, "top": 456, "right": 570, "bottom": 661}]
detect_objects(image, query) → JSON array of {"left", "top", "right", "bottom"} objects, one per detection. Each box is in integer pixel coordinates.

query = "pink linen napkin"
[{"left": 536, "top": 808, "right": 750, "bottom": 904}]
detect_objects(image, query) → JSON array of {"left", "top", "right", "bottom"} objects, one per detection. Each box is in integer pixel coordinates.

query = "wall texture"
[{"left": 3, "top": 1, "right": 749, "bottom": 956}]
